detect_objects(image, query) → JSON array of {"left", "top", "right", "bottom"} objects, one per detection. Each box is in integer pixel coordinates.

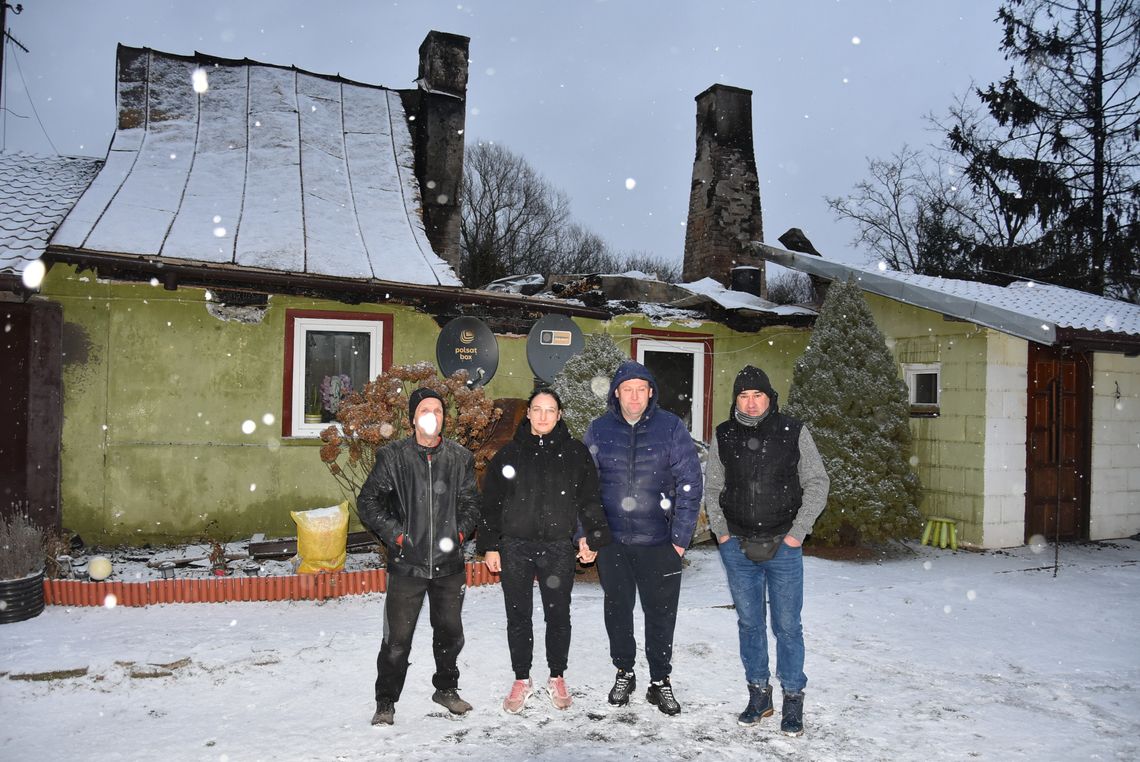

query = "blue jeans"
[{"left": 717, "top": 537, "right": 806, "bottom": 693}]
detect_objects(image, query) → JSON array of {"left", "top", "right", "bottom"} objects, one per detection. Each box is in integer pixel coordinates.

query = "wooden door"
[
  {"left": 0, "top": 301, "right": 63, "bottom": 530},
  {"left": 1025, "top": 344, "right": 1090, "bottom": 542}
]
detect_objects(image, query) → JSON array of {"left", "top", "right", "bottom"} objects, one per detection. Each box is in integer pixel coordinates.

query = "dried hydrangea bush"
[{"left": 318, "top": 362, "right": 501, "bottom": 503}]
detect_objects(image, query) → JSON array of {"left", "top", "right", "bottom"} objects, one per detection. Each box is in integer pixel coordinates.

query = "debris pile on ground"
[{"left": 53, "top": 535, "right": 389, "bottom": 583}]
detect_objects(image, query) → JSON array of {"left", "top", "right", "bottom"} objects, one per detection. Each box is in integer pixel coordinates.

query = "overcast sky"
[{"left": 1, "top": 0, "right": 1009, "bottom": 270}]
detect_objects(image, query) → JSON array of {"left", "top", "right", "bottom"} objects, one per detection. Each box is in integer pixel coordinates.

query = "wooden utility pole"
[{"left": 2, "top": 3, "right": 27, "bottom": 116}]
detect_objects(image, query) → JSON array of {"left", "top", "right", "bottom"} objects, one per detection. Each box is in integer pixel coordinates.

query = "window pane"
[
  {"left": 304, "top": 331, "right": 371, "bottom": 421},
  {"left": 914, "top": 372, "right": 938, "bottom": 404}
]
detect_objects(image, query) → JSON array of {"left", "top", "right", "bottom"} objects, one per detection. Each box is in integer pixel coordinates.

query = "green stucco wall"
[
  {"left": 863, "top": 292, "right": 997, "bottom": 546},
  {"left": 43, "top": 264, "right": 810, "bottom": 544},
  {"left": 48, "top": 265, "right": 383, "bottom": 544},
  {"left": 587, "top": 314, "right": 809, "bottom": 429}
]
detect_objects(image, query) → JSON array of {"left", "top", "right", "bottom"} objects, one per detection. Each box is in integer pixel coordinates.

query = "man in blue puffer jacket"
[{"left": 583, "top": 360, "right": 703, "bottom": 716}]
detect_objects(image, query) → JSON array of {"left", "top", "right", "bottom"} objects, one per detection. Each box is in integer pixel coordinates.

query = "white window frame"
[
  {"left": 289, "top": 316, "right": 383, "bottom": 438},
  {"left": 635, "top": 338, "right": 706, "bottom": 439},
  {"left": 903, "top": 362, "right": 941, "bottom": 415}
]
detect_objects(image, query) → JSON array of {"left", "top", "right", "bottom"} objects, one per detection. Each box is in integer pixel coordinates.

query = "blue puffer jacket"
[{"left": 583, "top": 360, "right": 703, "bottom": 548}]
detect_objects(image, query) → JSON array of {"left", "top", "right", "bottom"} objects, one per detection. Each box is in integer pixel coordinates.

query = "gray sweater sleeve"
[
  {"left": 789, "top": 426, "right": 830, "bottom": 542},
  {"left": 703, "top": 436, "right": 730, "bottom": 539}
]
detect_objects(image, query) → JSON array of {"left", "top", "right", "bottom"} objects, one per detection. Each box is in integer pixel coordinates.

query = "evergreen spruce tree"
[
  {"left": 552, "top": 333, "right": 625, "bottom": 438},
  {"left": 785, "top": 279, "right": 922, "bottom": 545}
]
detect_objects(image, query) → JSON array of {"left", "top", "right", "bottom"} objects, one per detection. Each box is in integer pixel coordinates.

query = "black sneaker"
[
  {"left": 646, "top": 678, "right": 681, "bottom": 716},
  {"left": 781, "top": 691, "right": 804, "bottom": 736},
  {"left": 432, "top": 689, "right": 473, "bottom": 715},
  {"left": 607, "top": 670, "right": 636, "bottom": 706},
  {"left": 738, "top": 683, "right": 774, "bottom": 726},
  {"left": 370, "top": 699, "right": 395, "bottom": 726}
]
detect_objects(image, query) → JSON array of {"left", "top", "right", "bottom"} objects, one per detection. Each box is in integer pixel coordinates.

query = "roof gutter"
[{"left": 43, "top": 247, "right": 611, "bottom": 320}]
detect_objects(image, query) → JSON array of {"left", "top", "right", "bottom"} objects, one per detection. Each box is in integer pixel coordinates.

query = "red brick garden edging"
[{"left": 43, "top": 561, "right": 500, "bottom": 607}]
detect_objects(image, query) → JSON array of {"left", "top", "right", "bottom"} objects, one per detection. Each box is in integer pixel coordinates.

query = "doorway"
[
  {"left": 0, "top": 301, "right": 63, "bottom": 530},
  {"left": 1025, "top": 343, "right": 1091, "bottom": 542},
  {"left": 634, "top": 336, "right": 709, "bottom": 441}
]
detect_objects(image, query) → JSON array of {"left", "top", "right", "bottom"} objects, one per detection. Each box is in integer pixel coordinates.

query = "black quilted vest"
[{"left": 715, "top": 412, "right": 804, "bottom": 538}]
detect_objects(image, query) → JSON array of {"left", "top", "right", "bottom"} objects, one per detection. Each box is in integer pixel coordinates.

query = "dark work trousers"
[
  {"left": 595, "top": 542, "right": 684, "bottom": 682},
  {"left": 499, "top": 537, "right": 577, "bottom": 680},
  {"left": 374, "top": 570, "right": 466, "bottom": 703}
]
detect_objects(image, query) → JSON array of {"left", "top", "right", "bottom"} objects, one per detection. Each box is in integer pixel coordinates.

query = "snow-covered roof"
[
  {"left": 756, "top": 244, "right": 1140, "bottom": 346},
  {"left": 482, "top": 273, "right": 546, "bottom": 294},
  {"left": 51, "top": 45, "right": 460, "bottom": 287},
  {"left": 672, "top": 277, "right": 817, "bottom": 317},
  {"left": 484, "top": 271, "right": 817, "bottom": 322},
  {"left": 0, "top": 152, "right": 102, "bottom": 276}
]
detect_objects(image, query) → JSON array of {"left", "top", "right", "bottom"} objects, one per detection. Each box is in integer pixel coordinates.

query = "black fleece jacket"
[{"left": 478, "top": 418, "right": 611, "bottom": 553}]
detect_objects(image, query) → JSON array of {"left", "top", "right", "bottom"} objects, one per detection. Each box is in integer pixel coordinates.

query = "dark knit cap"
[
  {"left": 731, "top": 365, "right": 778, "bottom": 417},
  {"left": 733, "top": 365, "right": 776, "bottom": 398},
  {"left": 408, "top": 387, "right": 445, "bottom": 423}
]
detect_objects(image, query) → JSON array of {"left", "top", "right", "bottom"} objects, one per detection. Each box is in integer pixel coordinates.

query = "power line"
[{"left": 4, "top": 31, "right": 57, "bottom": 154}]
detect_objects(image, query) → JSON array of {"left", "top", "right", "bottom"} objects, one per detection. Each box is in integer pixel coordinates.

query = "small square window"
[
  {"left": 903, "top": 363, "right": 940, "bottom": 417},
  {"left": 284, "top": 311, "right": 392, "bottom": 437}
]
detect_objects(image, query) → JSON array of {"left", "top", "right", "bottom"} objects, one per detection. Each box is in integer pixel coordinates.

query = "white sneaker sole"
[
  {"left": 503, "top": 691, "right": 532, "bottom": 714},
  {"left": 549, "top": 693, "right": 573, "bottom": 710}
]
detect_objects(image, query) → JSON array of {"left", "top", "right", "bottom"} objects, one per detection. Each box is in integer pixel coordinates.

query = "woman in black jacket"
[{"left": 479, "top": 387, "right": 611, "bottom": 714}]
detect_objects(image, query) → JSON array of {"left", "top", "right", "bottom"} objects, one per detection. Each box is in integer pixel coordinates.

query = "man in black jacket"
[
  {"left": 705, "top": 365, "right": 829, "bottom": 737},
  {"left": 357, "top": 387, "right": 480, "bottom": 726},
  {"left": 479, "top": 387, "right": 611, "bottom": 714}
]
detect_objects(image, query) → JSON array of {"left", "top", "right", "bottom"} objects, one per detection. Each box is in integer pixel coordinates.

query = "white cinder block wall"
[
  {"left": 1089, "top": 352, "right": 1140, "bottom": 540},
  {"left": 982, "top": 334, "right": 1029, "bottom": 548}
]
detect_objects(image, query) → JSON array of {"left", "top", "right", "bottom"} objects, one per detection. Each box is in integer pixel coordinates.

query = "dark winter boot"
[
  {"left": 432, "top": 688, "right": 473, "bottom": 715},
  {"left": 738, "top": 682, "right": 774, "bottom": 726},
  {"left": 370, "top": 699, "right": 395, "bottom": 726},
  {"left": 646, "top": 677, "right": 682, "bottom": 716},
  {"left": 781, "top": 691, "right": 805, "bottom": 736},
  {"left": 608, "top": 670, "right": 636, "bottom": 706}
]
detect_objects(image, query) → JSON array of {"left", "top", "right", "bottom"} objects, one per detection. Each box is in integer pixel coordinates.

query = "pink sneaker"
[
  {"left": 548, "top": 676, "right": 573, "bottom": 709},
  {"left": 503, "top": 679, "right": 533, "bottom": 714}
]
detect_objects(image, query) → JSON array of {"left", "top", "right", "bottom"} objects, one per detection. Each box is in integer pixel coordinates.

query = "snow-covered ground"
[{"left": 2, "top": 540, "right": 1137, "bottom": 761}]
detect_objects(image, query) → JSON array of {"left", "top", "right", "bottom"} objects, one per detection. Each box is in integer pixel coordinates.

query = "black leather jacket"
[{"left": 357, "top": 436, "right": 480, "bottom": 579}]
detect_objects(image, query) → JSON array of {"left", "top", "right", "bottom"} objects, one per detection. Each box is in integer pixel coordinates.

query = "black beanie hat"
[
  {"left": 733, "top": 365, "right": 775, "bottom": 398},
  {"left": 731, "top": 365, "right": 778, "bottom": 416},
  {"left": 408, "top": 387, "right": 445, "bottom": 424}
]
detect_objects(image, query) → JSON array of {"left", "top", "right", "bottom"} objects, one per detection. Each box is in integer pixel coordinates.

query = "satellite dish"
[
  {"left": 436, "top": 317, "right": 498, "bottom": 387},
  {"left": 527, "top": 314, "right": 584, "bottom": 383}
]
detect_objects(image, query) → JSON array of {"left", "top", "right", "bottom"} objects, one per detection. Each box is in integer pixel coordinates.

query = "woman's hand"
[
  {"left": 483, "top": 550, "right": 502, "bottom": 573},
  {"left": 577, "top": 537, "right": 597, "bottom": 564}
]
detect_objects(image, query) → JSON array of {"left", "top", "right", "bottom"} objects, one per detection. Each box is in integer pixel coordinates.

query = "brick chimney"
[
  {"left": 682, "top": 85, "right": 764, "bottom": 292},
  {"left": 402, "top": 31, "right": 469, "bottom": 272}
]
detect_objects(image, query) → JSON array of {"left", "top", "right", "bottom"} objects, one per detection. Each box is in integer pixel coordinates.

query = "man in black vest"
[{"left": 705, "top": 365, "right": 830, "bottom": 736}]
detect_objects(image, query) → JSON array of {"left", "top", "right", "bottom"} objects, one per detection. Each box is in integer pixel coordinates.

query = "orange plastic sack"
[{"left": 290, "top": 501, "right": 349, "bottom": 573}]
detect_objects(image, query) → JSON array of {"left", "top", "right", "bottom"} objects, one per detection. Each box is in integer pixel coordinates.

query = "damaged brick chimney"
[
  {"left": 682, "top": 84, "right": 764, "bottom": 292},
  {"left": 402, "top": 31, "right": 469, "bottom": 272}
]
